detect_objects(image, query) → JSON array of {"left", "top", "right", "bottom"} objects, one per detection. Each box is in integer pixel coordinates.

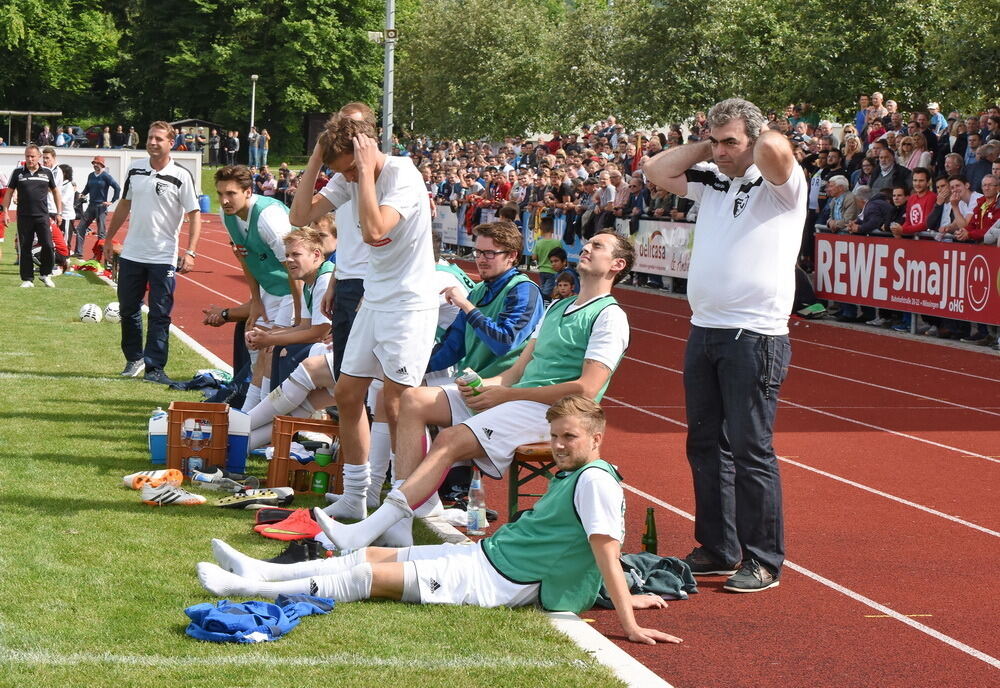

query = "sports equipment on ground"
[
  {"left": 79, "top": 303, "right": 102, "bottom": 323},
  {"left": 123, "top": 468, "right": 184, "bottom": 490},
  {"left": 104, "top": 302, "right": 121, "bottom": 323},
  {"left": 141, "top": 483, "right": 207, "bottom": 506}
]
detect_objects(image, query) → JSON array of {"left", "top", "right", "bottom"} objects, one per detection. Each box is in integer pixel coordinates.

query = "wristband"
[
  {"left": 185, "top": 250, "right": 197, "bottom": 257},
  {"left": 221, "top": 308, "right": 229, "bottom": 322}
]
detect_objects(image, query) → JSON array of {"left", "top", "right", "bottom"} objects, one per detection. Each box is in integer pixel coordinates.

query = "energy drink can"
[{"left": 455, "top": 368, "right": 483, "bottom": 395}]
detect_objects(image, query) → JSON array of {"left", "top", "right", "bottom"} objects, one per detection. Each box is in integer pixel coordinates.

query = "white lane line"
[
  {"left": 621, "top": 304, "right": 1000, "bottom": 379},
  {"left": 622, "top": 484, "right": 1000, "bottom": 671},
  {"left": 175, "top": 274, "right": 242, "bottom": 305},
  {"left": 620, "top": 354, "right": 1000, "bottom": 467},
  {"left": 776, "top": 398, "right": 1000, "bottom": 467},
  {"left": 628, "top": 327, "right": 1000, "bottom": 418},
  {"left": 618, "top": 355, "right": 1000, "bottom": 466},
  {"left": 790, "top": 336, "right": 1000, "bottom": 384},
  {"left": 604, "top": 395, "right": 1000, "bottom": 538}
]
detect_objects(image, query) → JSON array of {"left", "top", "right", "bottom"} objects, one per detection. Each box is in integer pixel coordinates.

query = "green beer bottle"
[{"left": 642, "top": 507, "right": 658, "bottom": 555}]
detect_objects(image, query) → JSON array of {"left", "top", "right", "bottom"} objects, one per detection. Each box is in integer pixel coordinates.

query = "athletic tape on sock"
[{"left": 401, "top": 561, "right": 420, "bottom": 603}]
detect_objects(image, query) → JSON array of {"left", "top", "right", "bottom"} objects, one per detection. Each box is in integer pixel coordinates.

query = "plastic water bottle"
[
  {"left": 189, "top": 422, "right": 205, "bottom": 452},
  {"left": 190, "top": 470, "right": 243, "bottom": 493},
  {"left": 467, "top": 469, "right": 487, "bottom": 535}
]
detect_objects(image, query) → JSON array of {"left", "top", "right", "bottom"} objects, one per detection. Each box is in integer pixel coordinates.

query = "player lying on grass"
[{"left": 198, "top": 395, "right": 682, "bottom": 646}]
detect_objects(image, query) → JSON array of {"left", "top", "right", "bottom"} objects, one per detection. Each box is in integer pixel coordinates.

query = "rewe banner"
[{"left": 814, "top": 234, "right": 1000, "bottom": 325}]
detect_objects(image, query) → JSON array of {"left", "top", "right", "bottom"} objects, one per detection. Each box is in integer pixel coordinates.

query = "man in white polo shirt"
[
  {"left": 104, "top": 121, "right": 201, "bottom": 384},
  {"left": 645, "top": 98, "right": 804, "bottom": 593}
]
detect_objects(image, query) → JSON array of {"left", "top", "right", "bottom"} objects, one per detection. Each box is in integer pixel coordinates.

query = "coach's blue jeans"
[
  {"left": 117, "top": 257, "right": 176, "bottom": 370},
  {"left": 684, "top": 325, "right": 790, "bottom": 576}
]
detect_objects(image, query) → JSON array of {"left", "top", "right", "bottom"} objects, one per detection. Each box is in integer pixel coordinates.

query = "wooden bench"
[
  {"left": 507, "top": 442, "right": 557, "bottom": 519},
  {"left": 266, "top": 415, "right": 343, "bottom": 494}
]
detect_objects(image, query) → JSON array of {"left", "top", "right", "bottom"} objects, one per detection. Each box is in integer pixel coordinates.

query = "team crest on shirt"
[
  {"left": 155, "top": 181, "right": 167, "bottom": 196},
  {"left": 733, "top": 192, "right": 750, "bottom": 217}
]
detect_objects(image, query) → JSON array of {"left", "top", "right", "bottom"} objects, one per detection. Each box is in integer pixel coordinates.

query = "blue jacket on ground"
[{"left": 185, "top": 594, "right": 334, "bottom": 643}]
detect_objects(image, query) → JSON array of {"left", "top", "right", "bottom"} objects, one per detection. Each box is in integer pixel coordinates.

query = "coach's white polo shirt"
[
  {"left": 120, "top": 158, "right": 200, "bottom": 265},
  {"left": 684, "top": 163, "right": 807, "bottom": 336}
]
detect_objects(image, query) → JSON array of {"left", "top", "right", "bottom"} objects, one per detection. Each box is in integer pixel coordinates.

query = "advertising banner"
[
  {"left": 432, "top": 207, "right": 460, "bottom": 246},
  {"left": 814, "top": 234, "right": 1000, "bottom": 325},
  {"left": 632, "top": 220, "right": 695, "bottom": 278}
]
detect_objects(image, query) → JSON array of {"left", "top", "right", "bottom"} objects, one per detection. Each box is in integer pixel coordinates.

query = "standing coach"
[
  {"left": 644, "top": 98, "right": 804, "bottom": 593},
  {"left": 104, "top": 121, "right": 201, "bottom": 383}
]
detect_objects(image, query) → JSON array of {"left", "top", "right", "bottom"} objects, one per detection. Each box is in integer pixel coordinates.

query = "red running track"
[{"left": 115, "top": 216, "right": 1000, "bottom": 687}]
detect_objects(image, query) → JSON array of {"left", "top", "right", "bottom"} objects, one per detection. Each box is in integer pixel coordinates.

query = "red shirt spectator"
[
  {"left": 960, "top": 177, "right": 1000, "bottom": 241},
  {"left": 898, "top": 190, "right": 937, "bottom": 235}
]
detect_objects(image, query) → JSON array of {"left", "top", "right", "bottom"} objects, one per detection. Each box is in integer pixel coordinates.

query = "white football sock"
[
  {"left": 250, "top": 423, "right": 272, "bottom": 450},
  {"left": 323, "top": 463, "right": 370, "bottom": 521},
  {"left": 309, "top": 563, "right": 374, "bottom": 602},
  {"left": 365, "top": 422, "right": 391, "bottom": 509},
  {"left": 261, "top": 376, "right": 271, "bottom": 396},
  {"left": 413, "top": 491, "right": 443, "bottom": 518},
  {"left": 241, "top": 384, "right": 261, "bottom": 413},
  {"left": 210, "top": 538, "right": 366, "bottom": 581},
  {"left": 197, "top": 562, "right": 313, "bottom": 599},
  {"left": 248, "top": 366, "right": 316, "bottom": 430},
  {"left": 313, "top": 489, "right": 411, "bottom": 550}
]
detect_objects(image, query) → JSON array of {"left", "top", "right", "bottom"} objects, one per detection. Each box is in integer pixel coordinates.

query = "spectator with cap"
[
  {"left": 74, "top": 155, "right": 121, "bottom": 257},
  {"left": 927, "top": 103, "right": 949, "bottom": 136}
]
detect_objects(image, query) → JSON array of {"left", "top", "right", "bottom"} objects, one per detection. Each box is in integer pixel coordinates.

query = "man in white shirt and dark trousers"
[
  {"left": 645, "top": 98, "right": 805, "bottom": 593},
  {"left": 104, "top": 121, "right": 201, "bottom": 383}
]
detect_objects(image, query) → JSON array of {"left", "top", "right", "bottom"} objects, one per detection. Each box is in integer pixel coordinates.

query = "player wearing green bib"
[
  {"left": 316, "top": 230, "right": 634, "bottom": 550},
  {"left": 198, "top": 396, "right": 682, "bottom": 646},
  {"left": 215, "top": 165, "right": 300, "bottom": 330}
]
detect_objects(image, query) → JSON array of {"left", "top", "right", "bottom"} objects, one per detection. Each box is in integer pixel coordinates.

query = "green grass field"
[{"left": 0, "top": 263, "right": 624, "bottom": 687}]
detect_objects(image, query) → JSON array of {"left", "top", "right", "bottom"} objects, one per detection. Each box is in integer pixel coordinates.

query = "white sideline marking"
[
  {"left": 619, "top": 355, "right": 1000, "bottom": 467},
  {"left": 0, "top": 647, "right": 572, "bottom": 669},
  {"left": 604, "top": 396, "right": 1000, "bottom": 538},
  {"left": 628, "top": 327, "right": 1000, "bottom": 419},
  {"left": 622, "top": 484, "right": 1000, "bottom": 671},
  {"left": 547, "top": 612, "right": 674, "bottom": 688},
  {"left": 168, "top": 321, "right": 233, "bottom": 375}
]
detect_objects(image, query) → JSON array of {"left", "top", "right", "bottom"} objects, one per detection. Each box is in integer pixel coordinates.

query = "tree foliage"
[{"left": 1, "top": 0, "right": 996, "bottom": 149}]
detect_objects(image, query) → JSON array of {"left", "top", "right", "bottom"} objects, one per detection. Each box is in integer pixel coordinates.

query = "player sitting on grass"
[
  {"left": 312, "top": 230, "right": 633, "bottom": 549},
  {"left": 198, "top": 395, "right": 682, "bottom": 646}
]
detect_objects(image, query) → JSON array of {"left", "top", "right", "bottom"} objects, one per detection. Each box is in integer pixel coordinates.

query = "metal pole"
[
  {"left": 381, "top": 0, "right": 395, "bottom": 154},
  {"left": 250, "top": 74, "right": 259, "bottom": 131}
]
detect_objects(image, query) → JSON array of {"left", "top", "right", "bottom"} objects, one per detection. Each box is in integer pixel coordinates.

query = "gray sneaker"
[
  {"left": 724, "top": 559, "right": 780, "bottom": 593},
  {"left": 120, "top": 360, "right": 145, "bottom": 378},
  {"left": 143, "top": 368, "right": 174, "bottom": 385},
  {"left": 682, "top": 546, "right": 739, "bottom": 576}
]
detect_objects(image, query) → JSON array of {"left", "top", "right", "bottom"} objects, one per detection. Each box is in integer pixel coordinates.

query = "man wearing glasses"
[
  {"left": 429, "top": 220, "right": 543, "bottom": 383},
  {"left": 73, "top": 156, "right": 121, "bottom": 257}
]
